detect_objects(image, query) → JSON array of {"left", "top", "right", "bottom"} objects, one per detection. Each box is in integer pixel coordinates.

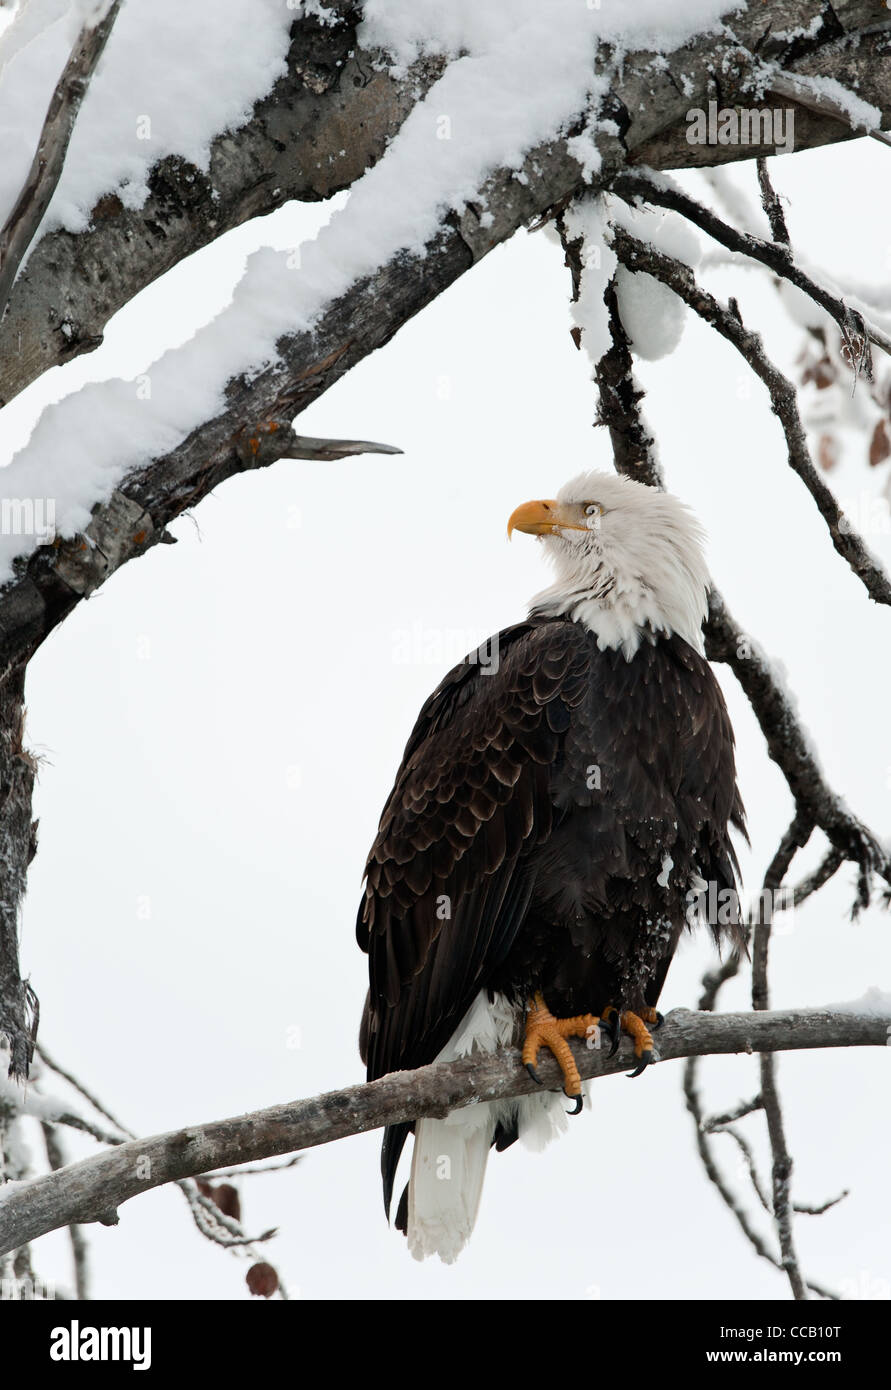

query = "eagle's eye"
[{"left": 584, "top": 503, "right": 601, "bottom": 518}]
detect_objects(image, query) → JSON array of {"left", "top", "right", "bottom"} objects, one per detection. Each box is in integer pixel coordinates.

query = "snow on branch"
[
  {"left": 766, "top": 70, "right": 891, "bottom": 149},
  {"left": 0, "top": 0, "right": 438, "bottom": 406},
  {"left": 6, "top": 2, "right": 882, "bottom": 643},
  {"left": 2, "top": 3, "right": 884, "bottom": 404},
  {"left": 0, "top": 1004, "right": 887, "bottom": 1259}
]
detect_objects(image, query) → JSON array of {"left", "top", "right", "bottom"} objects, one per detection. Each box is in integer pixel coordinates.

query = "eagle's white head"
[{"left": 508, "top": 470, "right": 710, "bottom": 659}]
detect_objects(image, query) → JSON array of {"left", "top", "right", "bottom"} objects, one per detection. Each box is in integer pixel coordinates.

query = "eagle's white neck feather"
[{"left": 529, "top": 472, "right": 710, "bottom": 659}]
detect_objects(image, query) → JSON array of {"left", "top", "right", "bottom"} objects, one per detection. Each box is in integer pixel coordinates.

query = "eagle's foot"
[
  {"left": 521, "top": 992, "right": 601, "bottom": 1113},
  {"left": 598, "top": 1005, "right": 661, "bottom": 1075}
]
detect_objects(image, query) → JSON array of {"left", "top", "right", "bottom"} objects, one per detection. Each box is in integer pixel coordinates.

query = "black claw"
[
  {"left": 652, "top": 1011, "right": 665, "bottom": 1031},
  {"left": 526, "top": 1062, "right": 543, "bottom": 1086},
  {"left": 565, "top": 1093, "right": 583, "bottom": 1115},
  {"left": 627, "top": 1049, "right": 654, "bottom": 1079},
  {"left": 603, "top": 1013, "right": 621, "bottom": 1057}
]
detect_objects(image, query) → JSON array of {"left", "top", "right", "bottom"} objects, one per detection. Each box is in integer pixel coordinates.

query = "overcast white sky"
[{"left": 2, "top": 54, "right": 889, "bottom": 1298}]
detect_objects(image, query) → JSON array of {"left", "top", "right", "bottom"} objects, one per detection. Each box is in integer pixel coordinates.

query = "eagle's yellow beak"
[{"left": 507, "top": 499, "right": 586, "bottom": 538}]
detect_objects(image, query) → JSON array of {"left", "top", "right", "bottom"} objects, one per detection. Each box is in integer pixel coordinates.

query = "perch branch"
[{"left": 0, "top": 1005, "right": 887, "bottom": 1258}]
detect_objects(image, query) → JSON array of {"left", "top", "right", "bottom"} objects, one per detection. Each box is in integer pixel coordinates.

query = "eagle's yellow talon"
[
  {"left": 620, "top": 1009, "right": 656, "bottom": 1058},
  {"left": 521, "top": 992, "right": 601, "bottom": 1102}
]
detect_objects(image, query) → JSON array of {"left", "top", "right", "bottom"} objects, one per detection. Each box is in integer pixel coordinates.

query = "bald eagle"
[{"left": 357, "top": 470, "right": 745, "bottom": 1262}]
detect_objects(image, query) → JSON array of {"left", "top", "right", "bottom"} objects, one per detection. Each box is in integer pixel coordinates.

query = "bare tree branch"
[
  {"left": 40, "top": 1123, "right": 89, "bottom": 1300},
  {"left": 704, "top": 595, "right": 889, "bottom": 909},
  {"left": 611, "top": 226, "right": 891, "bottom": 605},
  {"left": 35, "top": 1041, "right": 132, "bottom": 1138},
  {"left": 756, "top": 158, "right": 791, "bottom": 247},
  {"left": 0, "top": 1005, "right": 886, "bottom": 1259},
  {"left": 683, "top": 1052, "right": 839, "bottom": 1300},
  {"left": 0, "top": 679, "right": 39, "bottom": 1081},
  {"left": 251, "top": 429, "right": 402, "bottom": 464},
  {"left": 703, "top": 1094, "right": 764, "bottom": 1129},
  {"left": 791, "top": 848, "right": 845, "bottom": 905},
  {"left": 794, "top": 1190, "right": 849, "bottom": 1216},
  {"left": 612, "top": 168, "right": 891, "bottom": 364},
  {"left": 32, "top": 1041, "right": 286, "bottom": 1285},
  {"left": 754, "top": 816, "right": 812, "bottom": 1300},
  {"left": 710, "top": 1122, "right": 773, "bottom": 1213},
  {"left": 178, "top": 1179, "right": 276, "bottom": 1250},
  {"left": 0, "top": 0, "right": 122, "bottom": 318}
]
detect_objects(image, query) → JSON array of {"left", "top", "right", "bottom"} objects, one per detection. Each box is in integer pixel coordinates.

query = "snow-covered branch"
[
  {"left": 0, "top": 1, "right": 442, "bottom": 405},
  {"left": 0, "top": 1003, "right": 887, "bottom": 1260},
  {"left": 3, "top": 0, "right": 888, "bottom": 406}
]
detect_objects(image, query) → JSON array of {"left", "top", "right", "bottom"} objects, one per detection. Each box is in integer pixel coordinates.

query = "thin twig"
[
  {"left": 611, "top": 169, "right": 888, "bottom": 369},
  {"left": 753, "top": 816, "right": 811, "bottom": 1301},
  {"left": 756, "top": 158, "right": 790, "bottom": 246},
  {"left": 793, "top": 1191, "right": 849, "bottom": 1216},
  {"left": 711, "top": 1123, "right": 772, "bottom": 1213},
  {"left": 41, "top": 1123, "right": 89, "bottom": 1300},
  {"left": 201, "top": 1156, "right": 302, "bottom": 1181},
  {"left": 52, "top": 1109, "right": 126, "bottom": 1148},
  {"left": 791, "top": 848, "right": 845, "bottom": 906},
  {"left": 703, "top": 1094, "right": 764, "bottom": 1129},
  {"left": 0, "top": 1, "right": 122, "bottom": 316},
  {"left": 682, "top": 1052, "right": 837, "bottom": 1300},
  {"left": 177, "top": 1180, "right": 277, "bottom": 1249},
  {"left": 36, "top": 1042, "right": 134, "bottom": 1138}
]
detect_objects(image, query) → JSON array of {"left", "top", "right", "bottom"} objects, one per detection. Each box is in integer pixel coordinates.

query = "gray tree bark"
[{"left": 1, "top": 1004, "right": 887, "bottom": 1257}]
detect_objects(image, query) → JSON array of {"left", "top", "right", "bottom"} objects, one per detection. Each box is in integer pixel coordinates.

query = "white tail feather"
[
  {"left": 403, "top": 991, "right": 576, "bottom": 1262},
  {"left": 407, "top": 1113, "right": 495, "bottom": 1263}
]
